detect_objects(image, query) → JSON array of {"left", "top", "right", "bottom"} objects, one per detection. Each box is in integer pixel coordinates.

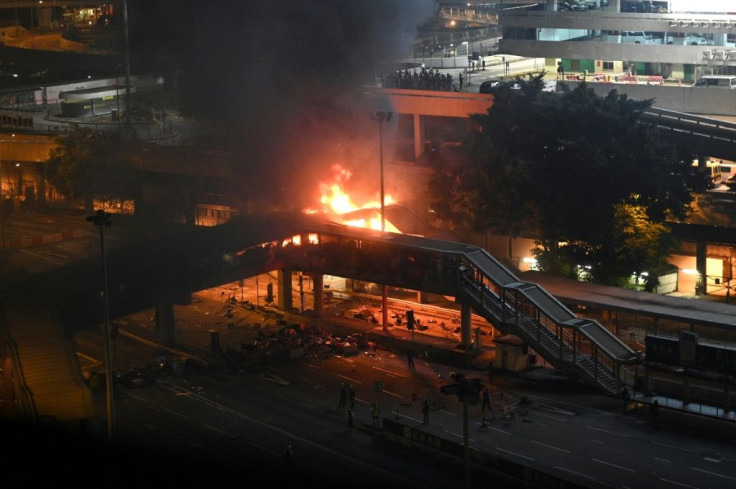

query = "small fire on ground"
[{"left": 305, "top": 164, "right": 400, "bottom": 233}]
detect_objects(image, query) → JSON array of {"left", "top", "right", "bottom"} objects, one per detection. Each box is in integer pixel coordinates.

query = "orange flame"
[{"left": 305, "top": 164, "right": 399, "bottom": 232}]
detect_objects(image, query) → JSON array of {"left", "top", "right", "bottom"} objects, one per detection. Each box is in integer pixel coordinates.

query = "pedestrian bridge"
[{"left": 1, "top": 212, "right": 641, "bottom": 423}]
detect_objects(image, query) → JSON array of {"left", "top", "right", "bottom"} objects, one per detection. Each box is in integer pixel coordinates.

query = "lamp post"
[
  {"left": 86, "top": 209, "right": 115, "bottom": 440},
  {"left": 370, "top": 110, "right": 393, "bottom": 331}
]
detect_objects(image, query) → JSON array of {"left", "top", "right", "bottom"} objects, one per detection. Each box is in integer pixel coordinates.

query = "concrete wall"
[{"left": 563, "top": 80, "right": 736, "bottom": 116}]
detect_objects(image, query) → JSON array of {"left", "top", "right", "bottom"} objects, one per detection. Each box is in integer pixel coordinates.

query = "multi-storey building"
[{"left": 444, "top": 1, "right": 736, "bottom": 83}]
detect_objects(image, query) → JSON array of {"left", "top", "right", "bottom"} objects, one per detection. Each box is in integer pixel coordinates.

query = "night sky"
[{"left": 125, "top": 0, "right": 437, "bottom": 211}]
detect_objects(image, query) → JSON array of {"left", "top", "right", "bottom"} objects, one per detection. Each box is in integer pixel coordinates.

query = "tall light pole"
[
  {"left": 0, "top": 151, "right": 4, "bottom": 250},
  {"left": 370, "top": 110, "right": 392, "bottom": 331},
  {"left": 87, "top": 209, "right": 115, "bottom": 440}
]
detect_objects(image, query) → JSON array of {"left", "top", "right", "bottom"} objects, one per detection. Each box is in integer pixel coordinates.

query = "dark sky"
[{"left": 126, "top": 0, "right": 438, "bottom": 211}]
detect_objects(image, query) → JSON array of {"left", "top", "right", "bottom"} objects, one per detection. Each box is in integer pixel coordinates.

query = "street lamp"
[
  {"left": 370, "top": 110, "right": 393, "bottom": 331},
  {"left": 86, "top": 209, "right": 115, "bottom": 440},
  {"left": 370, "top": 110, "right": 392, "bottom": 233}
]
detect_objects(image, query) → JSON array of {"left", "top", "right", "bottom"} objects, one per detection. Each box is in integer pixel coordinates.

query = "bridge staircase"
[
  {"left": 458, "top": 248, "right": 640, "bottom": 393},
  {"left": 0, "top": 297, "right": 97, "bottom": 423}
]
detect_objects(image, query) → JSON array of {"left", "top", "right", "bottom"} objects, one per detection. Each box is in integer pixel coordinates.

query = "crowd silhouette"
[{"left": 381, "top": 67, "right": 457, "bottom": 92}]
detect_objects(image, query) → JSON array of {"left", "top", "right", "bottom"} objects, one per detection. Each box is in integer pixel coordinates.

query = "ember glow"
[{"left": 305, "top": 164, "right": 400, "bottom": 232}]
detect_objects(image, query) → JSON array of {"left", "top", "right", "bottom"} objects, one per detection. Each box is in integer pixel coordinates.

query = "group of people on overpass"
[{"left": 380, "top": 67, "right": 459, "bottom": 92}]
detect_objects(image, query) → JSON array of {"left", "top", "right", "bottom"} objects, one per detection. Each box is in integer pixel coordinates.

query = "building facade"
[{"left": 494, "top": 0, "right": 736, "bottom": 83}]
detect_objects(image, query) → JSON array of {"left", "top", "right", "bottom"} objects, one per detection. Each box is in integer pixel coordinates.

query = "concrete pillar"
[
  {"left": 312, "top": 273, "right": 324, "bottom": 317},
  {"left": 278, "top": 270, "right": 293, "bottom": 311},
  {"left": 154, "top": 299, "right": 175, "bottom": 347},
  {"left": 682, "top": 376, "right": 690, "bottom": 405},
  {"left": 696, "top": 241, "right": 707, "bottom": 295},
  {"left": 460, "top": 302, "right": 473, "bottom": 349},
  {"left": 644, "top": 368, "right": 653, "bottom": 396},
  {"left": 417, "top": 290, "right": 429, "bottom": 303},
  {"left": 724, "top": 382, "right": 731, "bottom": 412},
  {"left": 413, "top": 113, "right": 425, "bottom": 159}
]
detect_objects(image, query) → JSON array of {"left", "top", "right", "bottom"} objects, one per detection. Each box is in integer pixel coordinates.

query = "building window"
[{"left": 602, "top": 61, "right": 614, "bottom": 70}]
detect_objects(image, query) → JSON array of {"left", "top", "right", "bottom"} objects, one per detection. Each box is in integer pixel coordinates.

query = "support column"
[
  {"left": 312, "top": 273, "right": 324, "bottom": 317},
  {"left": 644, "top": 367, "right": 654, "bottom": 396},
  {"left": 696, "top": 240, "right": 707, "bottom": 295},
  {"left": 682, "top": 376, "right": 690, "bottom": 405},
  {"left": 413, "top": 113, "right": 425, "bottom": 159},
  {"left": 278, "top": 270, "right": 293, "bottom": 311},
  {"left": 155, "top": 299, "right": 175, "bottom": 347},
  {"left": 417, "top": 290, "right": 429, "bottom": 303},
  {"left": 724, "top": 382, "right": 731, "bottom": 413},
  {"left": 460, "top": 302, "right": 473, "bottom": 350}
]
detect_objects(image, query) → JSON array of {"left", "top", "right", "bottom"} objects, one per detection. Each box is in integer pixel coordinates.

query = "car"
[
  {"left": 684, "top": 35, "right": 714, "bottom": 46},
  {"left": 558, "top": 1, "right": 572, "bottom": 11},
  {"left": 622, "top": 31, "right": 654, "bottom": 44}
]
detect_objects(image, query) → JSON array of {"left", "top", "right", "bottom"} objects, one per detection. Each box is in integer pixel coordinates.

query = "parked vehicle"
[
  {"left": 693, "top": 75, "right": 736, "bottom": 89},
  {"left": 622, "top": 31, "right": 654, "bottom": 44}
]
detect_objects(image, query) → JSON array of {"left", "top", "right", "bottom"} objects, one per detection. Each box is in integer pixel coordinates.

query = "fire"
[{"left": 305, "top": 163, "right": 400, "bottom": 232}]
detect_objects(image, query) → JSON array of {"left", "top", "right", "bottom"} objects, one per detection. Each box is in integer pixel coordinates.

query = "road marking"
[
  {"left": 653, "top": 440, "right": 697, "bottom": 453},
  {"left": 692, "top": 467, "right": 736, "bottom": 481},
  {"left": 593, "top": 458, "right": 635, "bottom": 472},
  {"left": 496, "top": 447, "right": 534, "bottom": 461},
  {"left": 591, "top": 439, "right": 605, "bottom": 444},
  {"left": 532, "top": 440, "right": 570, "bottom": 453},
  {"left": 204, "top": 424, "right": 236, "bottom": 438},
  {"left": 587, "top": 425, "right": 629, "bottom": 436},
  {"left": 534, "top": 411, "right": 566, "bottom": 422},
  {"left": 161, "top": 406, "right": 189, "bottom": 419},
  {"left": 382, "top": 389, "right": 404, "bottom": 398},
  {"left": 554, "top": 465, "right": 597, "bottom": 481},
  {"left": 659, "top": 477, "right": 699, "bottom": 488},
  {"left": 655, "top": 457, "right": 671, "bottom": 463},
  {"left": 257, "top": 372, "right": 290, "bottom": 385},
  {"left": 372, "top": 366, "right": 402, "bottom": 377},
  {"left": 336, "top": 374, "right": 361, "bottom": 384}
]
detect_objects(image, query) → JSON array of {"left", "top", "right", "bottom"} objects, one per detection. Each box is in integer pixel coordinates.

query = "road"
[{"left": 64, "top": 286, "right": 736, "bottom": 489}]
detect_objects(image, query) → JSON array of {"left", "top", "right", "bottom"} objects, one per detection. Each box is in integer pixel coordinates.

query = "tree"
[
  {"left": 428, "top": 73, "right": 710, "bottom": 286},
  {"left": 46, "top": 128, "right": 143, "bottom": 213}
]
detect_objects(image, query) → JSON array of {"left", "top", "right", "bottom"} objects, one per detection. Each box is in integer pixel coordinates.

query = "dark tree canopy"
[
  {"left": 46, "top": 128, "right": 143, "bottom": 213},
  {"left": 428, "top": 73, "right": 709, "bottom": 287}
]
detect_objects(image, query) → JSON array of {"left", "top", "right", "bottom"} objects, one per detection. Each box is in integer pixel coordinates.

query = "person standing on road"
[
  {"left": 422, "top": 399, "right": 430, "bottom": 424},
  {"left": 371, "top": 403, "right": 381, "bottom": 429},
  {"left": 339, "top": 381, "right": 347, "bottom": 409},
  {"left": 458, "top": 73, "right": 464, "bottom": 91},
  {"left": 407, "top": 347, "right": 416, "bottom": 370},
  {"left": 481, "top": 387, "right": 492, "bottom": 413},
  {"left": 348, "top": 384, "right": 356, "bottom": 409},
  {"left": 284, "top": 444, "right": 294, "bottom": 472},
  {"left": 347, "top": 408, "right": 355, "bottom": 428}
]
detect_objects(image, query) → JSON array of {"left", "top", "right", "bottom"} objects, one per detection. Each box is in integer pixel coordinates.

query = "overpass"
[
  {"left": 1, "top": 211, "right": 640, "bottom": 422},
  {"left": 371, "top": 87, "right": 736, "bottom": 162}
]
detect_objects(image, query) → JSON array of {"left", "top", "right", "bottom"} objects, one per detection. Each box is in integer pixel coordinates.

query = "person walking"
[
  {"left": 422, "top": 399, "right": 430, "bottom": 424},
  {"left": 407, "top": 347, "right": 415, "bottom": 371},
  {"left": 458, "top": 73, "right": 464, "bottom": 91},
  {"left": 339, "top": 381, "right": 347, "bottom": 409},
  {"left": 371, "top": 403, "right": 381, "bottom": 429},
  {"left": 348, "top": 384, "right": 356, "bottom": 409},
  {"left": 283, "top": 444, "right": 294, "bottom": 472},
  {"left": 481, "top": 387, "right": 492, "bottom": 413},
  {"left": 622, "top": 386, "right": 631, "bottom": 412}
]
